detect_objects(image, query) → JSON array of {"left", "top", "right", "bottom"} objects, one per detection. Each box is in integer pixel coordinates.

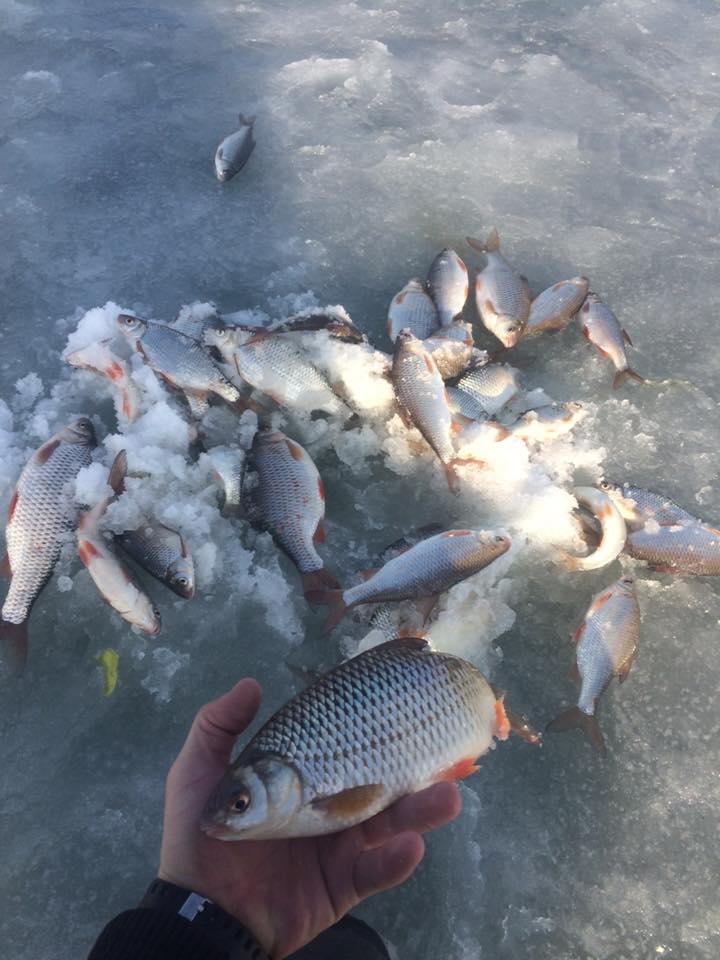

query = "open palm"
[{"left": 159, "top": 679, "right": 462, "bottom": 959}]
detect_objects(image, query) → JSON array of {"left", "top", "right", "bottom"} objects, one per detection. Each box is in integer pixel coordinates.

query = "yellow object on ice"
[{"left": 95, "top": 648, "right": 119, "bottom": 697}]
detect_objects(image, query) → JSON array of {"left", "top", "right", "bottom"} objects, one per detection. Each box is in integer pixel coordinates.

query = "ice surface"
[{"left": 2, "top": 0, "right": 720, "bottom": 958}]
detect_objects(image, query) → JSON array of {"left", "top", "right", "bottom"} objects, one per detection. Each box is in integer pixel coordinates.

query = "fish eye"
[
  {"left": 231, "top": 789, "right": 251, "bottom": 814},
  {"left": 495, "top": 535, "right": 506, "bottom": 542},
  {"left": 177, "top": 576, "right": 188, "bottom": 586},
  {"left": 621, "top": 577, "right": 633, "bottom": 584}
]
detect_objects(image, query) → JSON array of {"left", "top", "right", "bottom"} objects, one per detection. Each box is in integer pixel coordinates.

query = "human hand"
[{"left": 158, "top": 678, "right": 462, "bottom": 959}]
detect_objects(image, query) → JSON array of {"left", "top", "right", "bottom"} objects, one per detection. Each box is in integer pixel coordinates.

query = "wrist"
[{"left": 140, "top": 877, "right": 270, "bottom": 959}]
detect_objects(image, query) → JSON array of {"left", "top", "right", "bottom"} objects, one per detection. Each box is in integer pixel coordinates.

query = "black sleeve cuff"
[{"left": 87, "top": 880, "right": 269, "bottom": 960}]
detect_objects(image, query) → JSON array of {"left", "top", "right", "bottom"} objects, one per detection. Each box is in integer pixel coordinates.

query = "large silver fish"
[
  {"left": 214, "top": 113, "right": 256, "bottom": 182},
  {"left": 203, "top": 324, "right": 346, "bottom": 414},
  {"left": 392, "top": 329, "right": 482, "bottom": 492},
  {"left": 116, "top": 520, "right": 194, "bottom": 599},
  {"left": 78, "top": 451, "right": 161, "bottom": 635},
  {"left": 599, "top": 481, "right": 699, "bottom": 531},
  {"left": 201, "top": 636, "right": 539, "bottom": 840},
  {"left": 309, "top": 529, "right": 510, "bottom": 633},
  {"left": 426, "top": 248, "right": 469, "bottom": 327},
  {"left": 625, "top": 523, "right": 720, "bottom": 575},
  {"left": 452, "top": 361, "right": 521, "bottom": 417},
  {"left": 65, "top": 339, "right": 142, "bottom": 423},
  {"left": 244, "top": 429, "right": 339, "bottom": 600},
  {"left": 387, "top": 279, "right": 439, "bottom": 343},
  {"left": 1, "top": 417, "right": 96, "bottom": 672},
  {"left": 467, "top": 229, "right": 530, "bottom": 348},
  {"left": 116, "top": 314, "right": 251, "bottom": 419},
  {"left": 578, "top": 293, "right": 643, "bottom": 389},
  {"left": 525, "top": 277, "right": 589, "bottom": 336},
  {"left": 547, "top": 576, "right": 640, "bottom": 754}
]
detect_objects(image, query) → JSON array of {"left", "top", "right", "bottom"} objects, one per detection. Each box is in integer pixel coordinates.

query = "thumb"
[{"left": 177, "top": 678, "right": 262, "bottom": 772}]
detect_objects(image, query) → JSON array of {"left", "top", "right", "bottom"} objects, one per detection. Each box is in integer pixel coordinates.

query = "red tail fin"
[
  {"left": 0, "top": 620, "right": 29, "bottom": 676},
  {"left": 301, "top": 569, "right": 341, "bottom": 606},
  {"left": 612, "top": 368, "right": 644, "bottom": 390},
  {"left": 546, "top": 706, "right": 606, "bottom": 755}
]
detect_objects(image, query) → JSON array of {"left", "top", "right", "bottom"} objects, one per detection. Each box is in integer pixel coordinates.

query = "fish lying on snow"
[
  {"left": 116, "top": 313, "right": 253, "bottom": 419},
  {"left": 202, "top": 636, "right": 540, "bottom": 840},
  {"left": 243, "top": 429, "right": 339, "bottom": 601},
  {"left": 116, "top": 520, "right": 194, "bottom": 599},
  {"left": 525, "top": 277, "right": 589, "bottom": 337},
  {"left": 506, "top": 402, "right": 586, "bottom": 443},
  {"left": 578, "top": 293, "right": 644, "bottom": 389},
  {"left": 426, "top": 248, "right": 469, "bottom": 327},
  {"left": 214, "top": 113, "right": 256, "bottom": 182},
  {"left": 547, "top": 576, "right": 640, "bottom": 754},
  {"left": 467, "top": 229, "right": 530, "bottom": 348},
  {"left": 78, "top": 451, "right": 161, "bottom": 636},
  {"left": 387, "top": 279, "right": 439, "bottom": 343},
  {"left": 204, "top": 323, "right": 348, "bottom": 415},
  {"left": 599, "top": 481, "right": 699, "bottom": 530},
  {"left": 65, "top": 339, "right": 142, "bottom": 423},
  {"left": 309, "top": 529, "right": 510, "bottom": 634},
  {"left": 1, "top": 417, "right": 96, "bottom": 673},
  {"left": 269, "top": 309, "right": 365, "bottom": 344},
  {"left": 559, "top": 486, "right": 627, "bottom": 571},
  {"left": 451, "top": 361, "right": 521, "bottom": 417},
  {"left": 392, "top": 329, "right": 485, "bottom": 492},
  {"left": 206, "top": 446, "right": 245, "bottom": 518}
]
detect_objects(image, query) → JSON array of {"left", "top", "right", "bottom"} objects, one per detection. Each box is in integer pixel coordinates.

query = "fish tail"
[
  {"left": 612, "top": 368, "right": 645, "bottom": 390},
  {"left": 445, "top": 457, "right": 486, "bottom": 492},
  {"left": 546, "top": 706, "right": 606, "bottom": 755},
  {"left": 0, "top": 620, "right": 29, "bottom": 676},
  {"left": 107, "top": 450, "right": 128, "bottom": 496},
  {"left": 306, "top": 590, "right": 347, "bottom": 634},
  {"left": 465, "top": 228, "right": 499, "bottom": 254},
  {"left": 301, "top": 569, "right": 341, "bottom": 606}
]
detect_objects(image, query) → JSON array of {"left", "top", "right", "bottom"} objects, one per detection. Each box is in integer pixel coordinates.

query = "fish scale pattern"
[
  {"left": 427, "top": 249, "right": 468, "bottom": 328},
  {"left": 3, "top": 427, "right": 94, "bottom": 624},
  {"left": 454, "top": 363, "right": 520, "bottom": 416},
  {"left": 116, "top": 522, "right": 192, "bottom": 597},
  {"left": 235, "top": 336, "right": 339, "bottom": 409},
  {"left": 627, "top": 523, "right": 720, "bottom": 574},
  {"left": 392, "top": 335, "right": 455, "bottom": 463},
  {"left": 387, "top": 280, "right": 439, "bottom": 342},
  {"left": 344, "top": 531, "right": 508, "bottom": 607},
  {"left": 243, "top": 641, "right": 496, "bottom": 799},
  {"left": 139, "top": 321, "right": 240, "bottom": 403},
  {"left": 250, "top": 432, "right": 324, "bottom": 574}
]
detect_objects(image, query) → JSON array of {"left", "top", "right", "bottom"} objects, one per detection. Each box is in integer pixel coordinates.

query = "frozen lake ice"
[{"left": 1, "top": 0, "right": 719, "bottom": 958}]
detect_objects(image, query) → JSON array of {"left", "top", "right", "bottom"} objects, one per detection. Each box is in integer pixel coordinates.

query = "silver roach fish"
[
  {"left": 387, "top": 279, "right": 439, "bottom": 343},
  {"left": 204, "top": 324, "right": 347, "bottom": 415},
  {"left": 308, "top": 529, "right": 511, "bottom": 633},
  {"left": 214, "top": 113, "right": 256, "bottom": 182},
  {"left": 116, "top": 314, "right": 252, "bottom": 419},
  {"left": 599, "top": 481, "right": 699, "bottom": 531},
  {"left": 78, "top": 451, "right": 161, "bottom": 636},
  {"left": 505, "top": 402, "right": 586, "bottom": 443},
  {"left": 1, "top": 417, "right": 96, "bottom": 672},
  {"left": 116, "top": 520, "right": 194, "bottom": 599},
  {"left": 467, "top": 229, "right": 530, "bottom": 348},
  {"left": 578, "top": 293, "right": 644, "bottom": 389},
  {"left": 206, "top": 445, "right": 245, "bottom": 517},
  {"left": 244, "top": 429, "right": 339, "bottom": 601},
  {"left": 392, "top": 329, "right": 484, "bottom": 492},
  {"left": 201, "top": 636, "right": 540, "bottom": 840},
  {"left": 525, "top": 277, "right": 589, "bottom": 337},
  {"left": 452, "top": 361, "right": 521, "bottom": 417},
  {"left": 65, "top": 339, "right": 142, "bottom": 422},
  {"left": 547, "top": 576, "right": 640, "bottom": 754},
  {"left": 426, "top": 248, "right": 469, "bottom": 327},
  {"left": 559, "top": 486, "right": 627, "bottom": 572}
]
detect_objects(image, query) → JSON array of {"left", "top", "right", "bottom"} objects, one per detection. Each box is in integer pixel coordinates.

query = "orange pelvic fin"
[{"left": 313, "top": 783, "right": 384, "bottom": 819}]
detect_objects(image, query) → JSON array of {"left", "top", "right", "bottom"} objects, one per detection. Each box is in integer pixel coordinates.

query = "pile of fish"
[{"left": 2, "top": 226, "right": 716, "bottom": 839}]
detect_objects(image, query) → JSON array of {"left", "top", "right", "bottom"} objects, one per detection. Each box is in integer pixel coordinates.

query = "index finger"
[{"left": 178, "top": 678, "right": 262, "bottom": 769}]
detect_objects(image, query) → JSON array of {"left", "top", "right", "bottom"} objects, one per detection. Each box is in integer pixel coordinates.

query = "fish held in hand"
[
  {"left": 244, "top": 429, "right": 338, "bottom": 601},
  {"left": 467, "top": 229, "right": 530, "bottom": 348},
  {"left": 525, "top": 277, "right": 589, "bottom": 336},
  {"left": 116, "top": 520, "right": 194, "bottom": 599},
  {"left": 387, "top": 279, "right": 439, "bottom": 343},
  {"left": 578, "top": 293, "right": 644, "bottom": 389},
  {"left": 392, "top": 329, "right": 485, "bottom": 492},
  {"left": 309, "top": 529, "right": 510, "bottom": 634},
  {"left": 78, "top": 451, "right": 161, "bottom": 636},
  {"left": 65, "top": 339, "right": 142, "bottom": 423},
  {"left": 202, "top": 637, "right": 538, "bottom": 840},
  {"left": 427, "top": 248, "right": 469, "bottom": 327},
  {"left": 547, "top": 576, "right": 640, "bottom": 754},
  {"left": 215, "top": 113, "right": 256, "bottom": 182},
  {"left": 559, "top": 486, "right": 627, "bottom": 571},
  {"left": 1, "top": 417, "right": 96, "bottom": 673}
]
